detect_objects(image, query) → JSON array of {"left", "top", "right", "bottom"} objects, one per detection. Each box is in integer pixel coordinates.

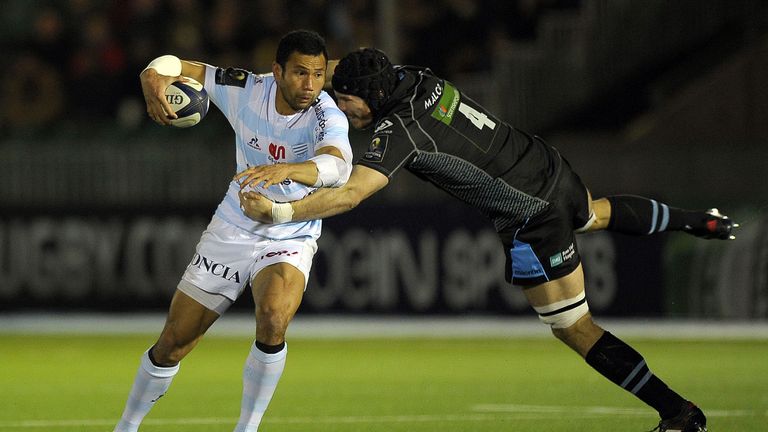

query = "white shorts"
[{"left": 178, "top": 216, "right": 318, "bottom": 313}]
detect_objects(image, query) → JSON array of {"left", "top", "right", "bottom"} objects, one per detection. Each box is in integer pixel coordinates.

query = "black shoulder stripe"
[{"left": 215, "top": 67, "right": 250, "bottom": 88}]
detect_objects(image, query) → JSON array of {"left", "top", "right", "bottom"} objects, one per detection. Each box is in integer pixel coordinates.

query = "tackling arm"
[
  {"left": 239, "top": 165, "right": 389, "bottom": 223},
  {"left": 233, "top": 145, "right": 347, "bottom": 189}
]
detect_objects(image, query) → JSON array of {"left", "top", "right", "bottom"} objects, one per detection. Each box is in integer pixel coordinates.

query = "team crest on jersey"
[
  {"left": 364, "top": 135, "right": 388, "bottom": 162},
  {"left": 374, "top": 119, "right": 393, "bottom": 133},
  {"left": 215, "top": 67, "right": 250, "bottom": 88}
]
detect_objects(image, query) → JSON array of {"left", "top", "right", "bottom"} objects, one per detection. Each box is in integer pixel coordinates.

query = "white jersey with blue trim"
[{"left": 202, "top": 64, "right": 352, "bottom": 240}]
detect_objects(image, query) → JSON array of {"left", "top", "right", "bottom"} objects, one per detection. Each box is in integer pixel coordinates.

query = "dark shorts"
[{"left": 499, "top": 158, "right": 591, "bottom": 286}]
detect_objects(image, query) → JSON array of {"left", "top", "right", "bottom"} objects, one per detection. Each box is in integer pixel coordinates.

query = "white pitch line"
[
  {"left": 0, "top": 414, "right": 561, "bottom": 429},
  {"left": 471, "top": 404, "right": 758, "bottom": 417},
  {"left": 0, "top": 405, "right": 761, "bottom": 429}
]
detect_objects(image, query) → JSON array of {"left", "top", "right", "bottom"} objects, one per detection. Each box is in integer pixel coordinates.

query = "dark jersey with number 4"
[{"left": 358, "top": 66, "right": 563, "bottom": 233}]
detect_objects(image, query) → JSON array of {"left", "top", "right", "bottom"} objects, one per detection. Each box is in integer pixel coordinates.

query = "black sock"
[
  {"left": 147, "top": 345, "right": 177, "bottom": 368},
  {"left": 255, "top": 340, "right": 285, "bottom": 354},
  {"left": 606, "top": 195, "right": 703, "bottom": 236},
  {"left": 585, "top": 332, "right": 685, "bottom": 419}
]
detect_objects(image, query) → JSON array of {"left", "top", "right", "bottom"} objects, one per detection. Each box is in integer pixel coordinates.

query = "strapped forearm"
[
  {"left": 310, "top": 154, "right": 351, "bottom": 187},
  {"left": 271, "top": 186, "right": 361, "bottom": 223}
]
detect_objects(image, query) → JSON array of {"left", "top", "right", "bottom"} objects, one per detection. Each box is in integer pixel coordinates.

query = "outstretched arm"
[{"left": 239, "top": 165, "right": 389, "bottom": 223}]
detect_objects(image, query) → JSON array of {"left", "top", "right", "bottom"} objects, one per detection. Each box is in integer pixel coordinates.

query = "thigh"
[
  {"left": 503, "top": 205, "right": 581, "bottom": 286},
  {"left": 252, "top": 262, "right": 307, "bottom": 315},
  {"left": 249, "top": 237, "right": 318, "bottom": 290},
  {"left": 501, "top": 160, "right": 591, "bottom": 286},
  {"left": 523, "top": 263, "right": 586, "bottom": 308},
  {"left": 251, "top": 263, "right": 307, "bottom": 343}
]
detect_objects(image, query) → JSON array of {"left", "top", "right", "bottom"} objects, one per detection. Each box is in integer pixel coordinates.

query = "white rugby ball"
[{"left": 164, "top": 77, "right": 209, "bottom": 128}]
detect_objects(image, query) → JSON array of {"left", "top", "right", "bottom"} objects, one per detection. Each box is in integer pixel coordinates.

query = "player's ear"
[{"left": 272, "top": 62, "right": 283, "bottom": 80}]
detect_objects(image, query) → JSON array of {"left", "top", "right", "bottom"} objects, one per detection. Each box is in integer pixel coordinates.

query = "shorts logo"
[
  {"left": 190, "top": 253, "right": 241, "bottom": 283},
  {"left": 511, "top": 240, "right": 546, "bottom": 279},
  {"left": 255, "top": 249, "right": 299, "bottom": 263},
  {"left": 549, "top": 243, "right": 575, "bottom": 268},
  {"left": 364, "top": 135, "right": 388, "bottom": 162}
]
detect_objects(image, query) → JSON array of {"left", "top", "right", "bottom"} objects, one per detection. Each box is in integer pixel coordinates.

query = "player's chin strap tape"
[
  {"left": 532, "top": 291, "right": 589, "bottom": 329},
  {"left": 142, "top": 54, "right": 182, "bottom": 77},
  {"left": 310, "top": 154, "right": 351, "bottom": 188}
]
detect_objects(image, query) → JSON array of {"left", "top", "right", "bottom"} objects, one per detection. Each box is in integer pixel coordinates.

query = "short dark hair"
[{"left": 275, "top": 30, "right": 328, "bottom": 68}]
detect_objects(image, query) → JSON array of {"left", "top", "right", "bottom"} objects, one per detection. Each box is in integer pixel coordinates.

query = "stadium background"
[{"left": 1, "top": 0, "right": 767, "bottom": 320}]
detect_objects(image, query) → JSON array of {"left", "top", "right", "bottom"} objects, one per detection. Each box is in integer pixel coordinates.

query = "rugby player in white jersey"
[{"left": 113, "top": 30, "right": 352, "bottom": 432}]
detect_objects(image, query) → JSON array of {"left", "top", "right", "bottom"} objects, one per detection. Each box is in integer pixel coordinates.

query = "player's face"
[
  {"left": 273, "top": 52, "right": 326, "bottom": 114},
  {"left": 334, "top": 92, "right": 374, "bottom": 129}
]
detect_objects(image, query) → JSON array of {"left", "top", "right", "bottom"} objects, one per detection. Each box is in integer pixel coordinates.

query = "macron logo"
[{"left": 374, "top": 120, "right": 393, "bottom": 133}]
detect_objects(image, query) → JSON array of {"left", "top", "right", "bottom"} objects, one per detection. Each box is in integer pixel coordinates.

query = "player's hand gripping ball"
[{"left": 164, "top": 77, "right": 209, "bottom": 128}]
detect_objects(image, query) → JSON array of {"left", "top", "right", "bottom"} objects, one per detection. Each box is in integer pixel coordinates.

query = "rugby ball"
[{"left": 164, "top": 77, "right": 209, "bottom": 128}]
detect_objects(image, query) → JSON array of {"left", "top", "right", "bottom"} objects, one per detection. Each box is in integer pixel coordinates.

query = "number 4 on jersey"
[{"left": 458, "top": 103, "right": 496, "bottom": 130}]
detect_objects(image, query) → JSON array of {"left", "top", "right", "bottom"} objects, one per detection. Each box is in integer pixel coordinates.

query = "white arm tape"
[
  {"left": 272, "top": 202, "right": 294, "bottom": 224},
  {"left": 310, "top": 154, "right": 350, "bottom": 188},
  {"left": 142, "top": 55, "right": 182, "bottom": 76}
]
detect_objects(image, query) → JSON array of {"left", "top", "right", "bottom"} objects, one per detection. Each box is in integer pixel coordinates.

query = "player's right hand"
[{"left": 139, "top": 68, "right": 185, "bottom": 126}]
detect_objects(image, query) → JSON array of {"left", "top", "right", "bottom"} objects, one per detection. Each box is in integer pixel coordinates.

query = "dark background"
[{"left": 1, "top": 0, "right": 767, "bottom": 318}]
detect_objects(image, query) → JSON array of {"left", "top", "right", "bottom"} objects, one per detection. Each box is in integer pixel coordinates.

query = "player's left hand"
[
  {"left": 234, "top": 164, "right": 294, "bottom": 190},
  {"left": 238, "top": 190, "right": 274, "bottom": 222}
]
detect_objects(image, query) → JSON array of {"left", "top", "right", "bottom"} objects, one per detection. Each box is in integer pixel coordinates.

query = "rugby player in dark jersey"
[{"left": 238, "top": 48, "right": 737, "bottom": 432}]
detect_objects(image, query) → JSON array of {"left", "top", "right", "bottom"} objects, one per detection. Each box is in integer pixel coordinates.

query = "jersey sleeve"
[
  {"left": 356, "top": 116, "right": 415, "bottom": 178},
  {"left": 312, "top": 94, "right": 353, "bottom": 164},
  {"left": 203, "top": 64, "right": 257, "bottom": 126}
]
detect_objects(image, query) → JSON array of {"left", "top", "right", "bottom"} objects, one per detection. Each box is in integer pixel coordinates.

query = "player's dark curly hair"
[
  {"left": 332, "top": 48, "right": 398, "bottom": 117},
  {"left": 275, "top": 29, "right": 328, "bottom": 68}
]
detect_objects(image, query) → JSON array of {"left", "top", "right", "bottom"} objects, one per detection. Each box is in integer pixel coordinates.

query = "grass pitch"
[{"left": 0, "top": 333, "right": 766, "bottom": 431}]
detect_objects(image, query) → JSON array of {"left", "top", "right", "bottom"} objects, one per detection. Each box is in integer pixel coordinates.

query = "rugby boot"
[
  {"left": 683, "top": 208, "right": 738, "bottom": 240},
  {"left": 649, "top": 401, "right": 707, "bottom": 432}
]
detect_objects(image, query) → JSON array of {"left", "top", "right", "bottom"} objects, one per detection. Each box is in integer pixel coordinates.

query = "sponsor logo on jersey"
[
  {"left": 215, "top": 67, "right": 249, "bottom": 88},
  {"left": 364, "top": 135, "right": 388, "bottom": 162},
  {"left": 430, "top": 82, "right": 460, "bottom": 125},
  {"left": 424, "top": 82, "right": 443, "bottom": 110},
  {"left": 269, "top": 143, "right": 286, "bottom": 161},
  {"left": 374, "top": 119, "right": 394, "bottom": 133},
  {"left": 313, "top": 103, "right": 327, "bottom": 143},
  {"left": 549, "top": 243, "right": 576, "bottom": 268},
  {"left": 247, "top": 137, "right": 260, "bottom": 150},
  {"left": 189, "top": 253, "right": 241, "bottom": 283}
]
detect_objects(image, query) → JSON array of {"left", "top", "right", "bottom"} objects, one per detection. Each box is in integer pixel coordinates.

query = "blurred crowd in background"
[{"left": 0, "top": 0, "right": 579, "bottom": 135}]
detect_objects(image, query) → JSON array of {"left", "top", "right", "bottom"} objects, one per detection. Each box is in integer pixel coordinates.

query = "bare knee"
[
  {"left": 588, "top": 197, "right": 612, "bottom": 231},
  {"left": 252, "top": 268, "right": 304, "bottom": 345},
  {"left": 255, "top": 303, "right": 292, "bottom": 343},
  {"left": 152, "top": 330, "right": 201, "bottom": 365},
  {"left": 551, "top": 314, "right": 604, "bottom": 358}
]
